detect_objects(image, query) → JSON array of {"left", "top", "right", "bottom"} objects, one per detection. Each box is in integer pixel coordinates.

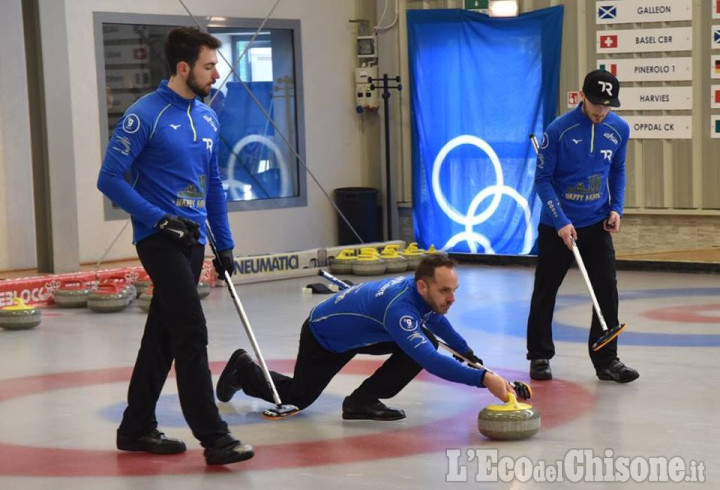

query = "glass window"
[{"left": 95, "top": 13, "right": 306, "bottom": 220}]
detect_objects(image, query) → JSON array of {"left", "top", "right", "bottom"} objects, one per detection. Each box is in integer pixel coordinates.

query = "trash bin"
[{"left": 334, "top": 187, "right": 379, "bottom": 245}]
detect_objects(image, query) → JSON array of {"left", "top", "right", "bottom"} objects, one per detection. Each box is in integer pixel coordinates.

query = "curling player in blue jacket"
[{"left": 216, "top": 255, "right": 517, "bottom": 421}]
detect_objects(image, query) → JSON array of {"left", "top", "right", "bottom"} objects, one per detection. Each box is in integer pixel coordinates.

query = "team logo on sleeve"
[
  {"left": 203, "top": 114, "right": 218, "bottom": 132},
  {"left": 112, "top": 135, "right": 132, "bottom": 156},
  {"left": 122, "top": 114, "right": 140, "bottom": 134},
  {"left": 603, "top": 131, "right": 619, "bottom": 145},
  {"left": 399, "top": 315, "right": 417, "bottom": 332},
  {"left": 406, "top": 331, "right": 428, "bottom": 348},
  {"left": 540, "top": 132, "right": 549, "bottom": 149}
]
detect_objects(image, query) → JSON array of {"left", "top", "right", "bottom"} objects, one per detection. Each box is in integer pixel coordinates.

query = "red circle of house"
[
  {"left": 0, "top": 359, "right": 593, "bottom": 477},
  {"left": 642, "top": 303, "right": 720, "bottom": 323}
]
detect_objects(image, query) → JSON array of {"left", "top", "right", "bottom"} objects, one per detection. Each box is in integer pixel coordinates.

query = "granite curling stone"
[
  {"left": 400, "top": 242, "right": 425, "bottom": 270},
  {"left": 197, "top": 281, "right": 211, "bottom": 299},
  {"left": 380, "top": 248, "right": 408, "bottom": 273},
  {"left": 329, "top": 249, "right": 356, "bottom": 275},
  {"left": 133, "top": 272, "right": 151, "bottom": 297},
  {"left": 53, "top": 280, "right": 92, "bottom": 308},
  {"left": 137, "top": 286, "right": 153, "bottom": 312},
  {"left": 104, "top": 277, "right": 137, "bottom": 300},
  {"left": 423, "top": 244, "right": 448, "bottom": 258},
  {"left": 477, "top": 393, "right": 541, "bottom": 441},
  {"left": 87, "top": 284, "right": 131, "bottom": 313},
  {"left": 352, "top": 254, "right": 386, "bottom": 276},
  {"left": 0, "top": 298, "right": 42, "bottom": 330}
]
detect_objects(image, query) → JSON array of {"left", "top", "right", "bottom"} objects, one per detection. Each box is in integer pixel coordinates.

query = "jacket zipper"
[{"left": 186, "top": 102, "right": 197, "bottom": 142}]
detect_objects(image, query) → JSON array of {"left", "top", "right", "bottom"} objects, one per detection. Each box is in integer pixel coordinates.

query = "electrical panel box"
[
  {"left": 355, "top": 65, "right": 378, "bottom": 112},
  {"left": 356, "top": 36, "right": 377, "bottom": 59}
]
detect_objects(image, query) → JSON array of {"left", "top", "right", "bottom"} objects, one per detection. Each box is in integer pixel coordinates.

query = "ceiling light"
[{"left": 488, "top": 0, "right": 519, "bottom": 17}]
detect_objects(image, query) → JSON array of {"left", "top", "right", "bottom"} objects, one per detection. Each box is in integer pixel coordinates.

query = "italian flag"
[
  {"left": 716, "top": 0, "right": 720, "bottom": 14},
  {"left": 599, "top": 63, "right": 617, "bottom": 76}
]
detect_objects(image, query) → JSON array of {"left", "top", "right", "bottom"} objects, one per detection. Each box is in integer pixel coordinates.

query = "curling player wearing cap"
[
  {"left": 216, "top": 255, "right": 516, "bottom": 421},
  {"left": 526, "top": 69, "right": 639, "bottom": 384}
]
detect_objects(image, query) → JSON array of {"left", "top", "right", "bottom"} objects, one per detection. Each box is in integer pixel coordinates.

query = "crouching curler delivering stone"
[{"left": 217, "top": 256, "right": 521, "bottom": 422}]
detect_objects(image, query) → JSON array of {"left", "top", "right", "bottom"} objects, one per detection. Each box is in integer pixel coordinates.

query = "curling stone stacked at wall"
[
  {"left": 352, "top": 248, "right": 386, "bottom": 275},
  {"left": 380, "top": 246, "right": 408, "bottom": 273},
  {"left": 400, "top": 242, "right": 425, "bottom": 270},
  {"left": 133, "top": 271, "right": 152, "bottom": 297},
  {"left": 329, "top": 249, "right": 356, "bottom": 274},
  {"left": 53, "top": 280, "right": 93, "bottom": 308},
  {"left": 137, "top": 285, "right": 153, "bottom": 312},
  {"left": 197, "top": 281, "right": 212, "bottom": 299},
  {"left": 87, "top": 282, "right": 133, "bottom": 312}
]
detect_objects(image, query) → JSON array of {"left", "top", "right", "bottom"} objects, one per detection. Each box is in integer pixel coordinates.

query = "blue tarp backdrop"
[{"left": 407, "top": 6, "right": 563, "bottom": 254}]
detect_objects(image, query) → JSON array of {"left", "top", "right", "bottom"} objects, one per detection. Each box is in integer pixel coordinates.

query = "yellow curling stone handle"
[
  {"left": 485, "top": 392, "right": 533, "bottom": 412},
  {"left": 335, "top": 249, "right": 355, "bottom": 260},
  {"left": 2, "top": 298, "right": 35, "bottom": 311}
]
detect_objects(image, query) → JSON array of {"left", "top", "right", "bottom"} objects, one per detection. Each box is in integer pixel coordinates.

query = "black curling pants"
[
  {"left": 118, "top": 234, "right": 229, "bottom": 448},
  {"left": 239, "top": 319, "right": 425, "bottom": 410},
  {"left": 526, "top": 222, "right": 619, "bottom": 370}
]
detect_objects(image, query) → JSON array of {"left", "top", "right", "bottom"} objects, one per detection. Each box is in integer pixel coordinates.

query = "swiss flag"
[
  {"left": 715, "top": 88, "right": 720, "bottom": 104},
  {"left": 716, "top": 0, "right": 720, "bottom": 14},
  {"left": 600, "top": 35, "right": 618, "bottom": 49},
  {"left": 133, "top": 47, "right": 148, "bottom": 60}
]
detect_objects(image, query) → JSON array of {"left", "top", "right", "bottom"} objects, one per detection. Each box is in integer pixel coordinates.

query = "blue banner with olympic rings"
[{"left": 407, "top": 6, "right": 563, "bottom": 254}]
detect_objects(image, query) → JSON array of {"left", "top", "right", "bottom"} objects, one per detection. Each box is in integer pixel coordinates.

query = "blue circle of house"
[{"left": 460, "top": 287, "right": 720, "bottom": 347}]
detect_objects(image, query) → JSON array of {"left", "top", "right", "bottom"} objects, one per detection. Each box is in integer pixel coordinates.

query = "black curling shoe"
[
  {"left": 342, "top": 397, "right": 406, "bottom": 421},
  {"left": 117, "top": 429, "right": 186, "bottom": 455}
]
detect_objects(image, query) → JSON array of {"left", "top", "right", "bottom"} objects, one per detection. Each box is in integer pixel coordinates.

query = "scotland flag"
[{"left": 598, "top": 5, "right": 617, "bottom": 19}]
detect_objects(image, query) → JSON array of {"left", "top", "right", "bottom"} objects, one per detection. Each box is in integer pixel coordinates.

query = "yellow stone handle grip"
[{"left": 3, "top": 298, "right": 33, "bottom": 311}]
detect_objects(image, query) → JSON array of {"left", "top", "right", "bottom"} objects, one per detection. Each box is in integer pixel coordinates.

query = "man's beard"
[
  {"left": 582, "top": 102, "right": 608, "bottom": 123},
  {"left": 187, "top": 70, "right": 210, "bottom": 98},
  {"left": 428, "top": 297, "right": 449, "bottom": 314}
]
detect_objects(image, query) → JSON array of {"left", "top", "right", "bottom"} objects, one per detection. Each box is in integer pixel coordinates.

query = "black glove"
[
  {"left": 213, "top": 249, "right": 236, "bottom": 279},
  {"left": 157, "top": 215, "right": 200, "bottom": 247},
  {"left": 454, "top": 349, "right": 483, "bottom": 368}
]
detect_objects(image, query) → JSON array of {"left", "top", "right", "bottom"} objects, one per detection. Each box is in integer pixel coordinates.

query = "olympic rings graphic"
[
  {"left": 224, "top": 134, "right": 290, "bottom": 200},
  {"left": 431, "top": 135, "right": 535, "bottom": 254}
]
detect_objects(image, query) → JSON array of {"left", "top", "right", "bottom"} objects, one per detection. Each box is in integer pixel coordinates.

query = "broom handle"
[
  {"left": 570, "top": 239, "right": 610, "bottom": 333},
  {"left": 206, "top": 224, "right": 283, "bottom": 407},
  {"left": 318, "top": 269, "right": 351, "bottom": 289}
]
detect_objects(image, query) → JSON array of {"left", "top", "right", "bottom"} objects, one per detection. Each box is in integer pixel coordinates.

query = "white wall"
[
  {"left": 0, "top": 0, "right": 36, "bottom": 270},
  {"left": 60, "top": 0, "right": 364, "bottom": 264}
]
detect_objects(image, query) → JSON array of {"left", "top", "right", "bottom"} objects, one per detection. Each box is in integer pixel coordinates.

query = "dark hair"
[
  {"left": 414, "top": 255, "right": 456, "bottom": 283},
  {"left": 165, "top": 27, "right": 221, "bottom": 75}
]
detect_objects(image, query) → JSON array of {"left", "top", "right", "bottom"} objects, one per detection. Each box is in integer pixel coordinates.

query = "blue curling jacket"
[
  {"left": 97, "top": 81, "right": 234, "bottom": 250},
  {"left": 536, "top": 103, "right": 630, "bottom": 230},
  {"left": 309, "top": 276, "right": 487, "bottom": 388}
]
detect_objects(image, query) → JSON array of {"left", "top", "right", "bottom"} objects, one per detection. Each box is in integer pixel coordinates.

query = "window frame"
[{"left": 94, "top": 12, "right": 307, "bottom": 221}]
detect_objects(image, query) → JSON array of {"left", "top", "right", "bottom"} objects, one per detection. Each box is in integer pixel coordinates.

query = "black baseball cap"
[{"left": 582, "top": 69, "right": 620, "bottom": 107}]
